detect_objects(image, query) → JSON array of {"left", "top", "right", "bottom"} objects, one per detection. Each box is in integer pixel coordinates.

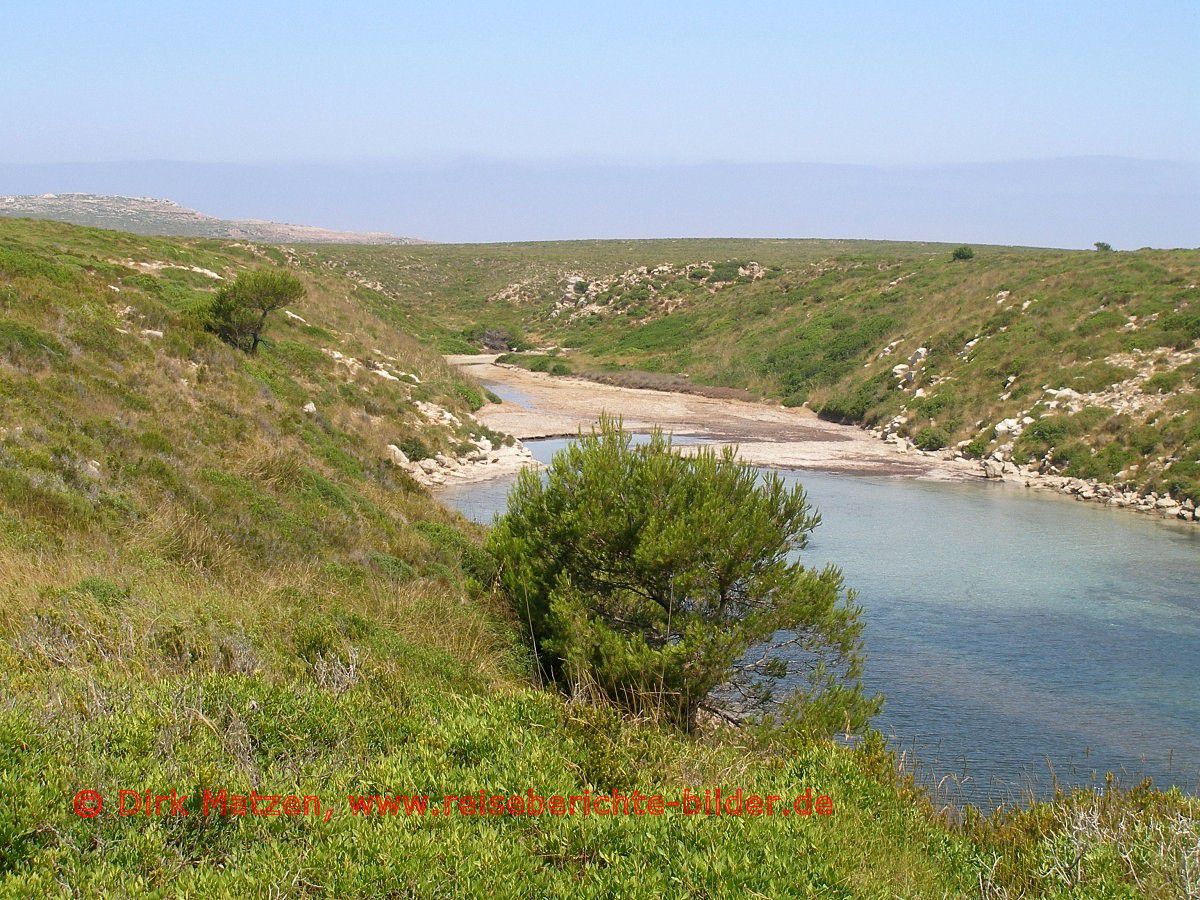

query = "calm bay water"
[{"left": 440, "top": 435, "right": 1200, "bottom": 807}]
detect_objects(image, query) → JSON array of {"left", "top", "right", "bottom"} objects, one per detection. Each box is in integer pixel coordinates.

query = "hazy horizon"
[
  {"left": 4, "top": 1, "right": 1197, "bottom": 248},
  {"left": 2, "top": 155, "right": 1196, "bottom": 249}
]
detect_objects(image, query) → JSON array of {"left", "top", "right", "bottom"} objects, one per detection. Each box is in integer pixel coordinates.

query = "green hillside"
[
  {"left": 314, "top": 239, "right": 1200, "bottom": 503},
  {"left": 1, "top": 219, "right": 1197, "bottom": 897}
]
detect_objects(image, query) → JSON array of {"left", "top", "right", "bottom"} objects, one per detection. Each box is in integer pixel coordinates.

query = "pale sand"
[{"left": 447, "top": 355, "right": 981, "bottom": 482}]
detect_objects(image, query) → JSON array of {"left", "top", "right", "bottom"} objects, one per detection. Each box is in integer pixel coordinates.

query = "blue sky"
[{"left": 4, "top": 0, "right": 1198, "bottom": 165}]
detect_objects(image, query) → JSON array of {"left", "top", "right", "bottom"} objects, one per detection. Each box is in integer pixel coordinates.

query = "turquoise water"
[{"left": 440, "top": 436, "right": 1200, "bottom": 807}]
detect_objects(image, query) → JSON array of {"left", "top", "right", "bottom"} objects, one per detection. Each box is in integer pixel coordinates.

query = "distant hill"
[
  {"left": 313, "top": 237, "right": 1200, "bottom": 505},
  {"left": 0, "top": 192, "right": 427, "bottom": 244},
  {"left": 0, "top": 157, "right": 1196, "bottom": 247}
]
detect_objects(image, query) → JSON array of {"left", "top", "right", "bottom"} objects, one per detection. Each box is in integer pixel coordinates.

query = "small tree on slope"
[
  {"left": 488, "top": 418, "right": 879, "bottom": 735},
  {"left": 209, "top": 269, "right": 305, "bottom": 354}
]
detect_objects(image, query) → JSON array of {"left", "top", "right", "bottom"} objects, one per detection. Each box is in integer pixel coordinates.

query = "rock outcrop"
[{"left": 386, "top": 434, "right": 536, "bottom": 488}]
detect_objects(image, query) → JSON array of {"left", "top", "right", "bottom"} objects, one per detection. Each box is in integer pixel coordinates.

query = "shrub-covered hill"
[
  {"left": 313, "top": 240, "right": 1200, "bottom": 503},
  {"left": 1, "top": 219, "right": 1197, "bottom": 897}
]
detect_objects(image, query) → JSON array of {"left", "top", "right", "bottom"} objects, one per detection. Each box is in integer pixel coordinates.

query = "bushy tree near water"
[
  {"left": 209, "top": 269, "right": 305, "bottom": 354},
  {"left": 488, "top": 418, "right": 879, "bottom": 734}
]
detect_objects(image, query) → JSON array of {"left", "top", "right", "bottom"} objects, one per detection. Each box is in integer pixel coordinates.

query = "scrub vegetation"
[
  {"left": 1, "top": 218, "right": 1197, "bottom": 897},
  {"left": 315, "top": 239, "right": 1200, "bottom": 503}
]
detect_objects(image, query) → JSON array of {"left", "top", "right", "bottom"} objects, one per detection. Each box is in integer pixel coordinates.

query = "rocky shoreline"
[
  {"left": 978, "top": 461, "right": 1198, "bottom": 523},
  {"left": 873, "top": 339, "right": 1200, "bottom": 524},
  {"left": 387, "top": 434, "right": 537, "bottom": 490},
  {"left": 878, "top": 431, "right": 1199, "bottom": 524},
  {"left": 447, "top": 355, "right": 1196, "bottom": 525}
]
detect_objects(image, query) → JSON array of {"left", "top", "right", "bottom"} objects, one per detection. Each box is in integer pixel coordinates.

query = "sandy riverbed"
[{"left": 447, "top": 355, "right": 982, "bottom": 481}]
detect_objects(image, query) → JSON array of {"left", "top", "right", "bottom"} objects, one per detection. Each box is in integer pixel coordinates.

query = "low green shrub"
[
  {"left": 816, "top": 373, "right": 891, "bottom": 424},
  {"left": 0, "top": 319, "right": 64, "bottom": 361},
  {"left": 961, "top": 437, "right": 989, "bottom": 459},
  {"left": 415, "top": 521, "right": 497, "bottom": 586},
  {"left": 453, "top": 382, "right": 486, "bottom": 411},
  {"left": 1159, "top": 309, "right": 1200, "bottom": 347},
  {"left": 914, "top": 427, "right": 950, "bottom": 451},
  {"left": 1145, "top": 370, "right": 1183, "bottom": 393},
  {"left": 1159, "top": 459, "right": 1200, "bottom": 504},
  {"left": 1014, "top": 416, "right": 1070, "bottom": 460},
  {"left": 0, "top": 247, "right": 78, "bottom": 284},
  {"left": 1067, "top": 361, "right": 1134, "bottom": 392},
  {"left": 367, "top": 551, "right": 416, "bottom": 581},
  {"left": 1074, "top": 309, "right": 1127, "bottom": 337},
  {"left": 707, "top": 260, "right": 746, "bottom": 282},
  {"left": 394, "top": 435, "right": 431, "bottom": 462}
]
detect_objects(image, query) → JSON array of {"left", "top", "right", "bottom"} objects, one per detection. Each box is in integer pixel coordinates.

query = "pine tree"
[
  {"left": 209, "top": 269, "right": 304, "bottom": 354},
  {"left": 488, "top": 418, "right": 879, "bottom": 734}
]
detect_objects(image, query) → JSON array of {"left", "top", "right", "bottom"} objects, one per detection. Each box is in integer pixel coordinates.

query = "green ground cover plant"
[{"left": 1, "top": 219, "right": 1196, "bottom": 897}]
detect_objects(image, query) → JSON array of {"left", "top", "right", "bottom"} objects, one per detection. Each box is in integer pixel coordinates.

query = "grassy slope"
[
  {"left": 315, "top": 240, "right": 1200, "bottom": 502},
  {"left": 1, "top": 220, "right": 1196, "bottom": 897}
]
